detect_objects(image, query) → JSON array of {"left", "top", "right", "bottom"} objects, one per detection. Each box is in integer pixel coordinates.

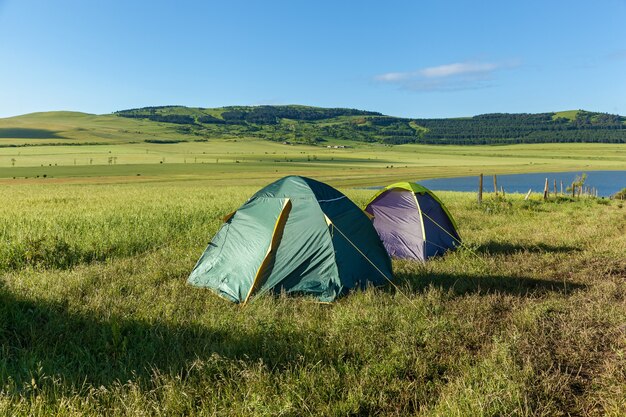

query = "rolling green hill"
[
  {"left": 0, "top": 111, "right": 198, "bottom": 146},
  {"left": 1, "top": 105, "right": 625, "bottom": 147},
  {"left": 114, "top": 105, "right": 626, "bottom": 145},
  {"left": 113, "top": 105, "right": 417, "bottom": 145}
]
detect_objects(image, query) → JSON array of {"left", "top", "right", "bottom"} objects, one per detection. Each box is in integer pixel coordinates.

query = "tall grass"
[
  {"left": 1, "top": 183, "right": 624, "bottom": 416},
  {"left": 0, "top": 183, "right": 252, "bottom": 271}
]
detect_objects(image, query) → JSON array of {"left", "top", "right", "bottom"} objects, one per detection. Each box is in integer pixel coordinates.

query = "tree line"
[{"left": 114, "top": 106, "right": 626, "bottom": 145}]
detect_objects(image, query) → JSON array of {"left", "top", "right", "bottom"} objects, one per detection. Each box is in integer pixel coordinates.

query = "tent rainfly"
[
  {"left": 188, "top": 176, "right": 393, "bottom": 303},
  {"left": 365, "top": 182, "right": 461, "bottom": 261}
]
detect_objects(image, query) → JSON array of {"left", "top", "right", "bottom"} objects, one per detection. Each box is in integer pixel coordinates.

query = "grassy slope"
[
  {"left": 3, "top": 107, "right": 626, "bottom": 150},
  {"left": 0, "top": 111, "right": 195, "bottom": 145},
  {"left": 553, "top": 110, "right": 580, "bottom": 121},
  {"left": 1, "top": 183, "right": 624, "bottom": 416}
]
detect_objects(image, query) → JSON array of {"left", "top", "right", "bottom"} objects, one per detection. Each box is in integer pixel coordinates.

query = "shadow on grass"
[
  {"left": 393, "top": 270, "right": 586, "bottom": 297},
  {"left": 0, "top": 285, "right": 322, "bottom": 395},
  {"left": 0, "top": 271, "right": 586, "bottom": 398},
  {"left": 476, "top": 241, "right": 581, "bottom": 256},
  {"left": 0, "top": 128, "right": 65, "bottom": 139}
]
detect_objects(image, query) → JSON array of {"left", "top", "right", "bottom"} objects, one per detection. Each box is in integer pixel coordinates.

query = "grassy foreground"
[{"left": 1, "top": 183, "right": 625, "bottom": 416}]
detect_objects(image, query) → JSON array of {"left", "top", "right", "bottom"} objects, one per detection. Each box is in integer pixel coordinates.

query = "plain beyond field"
[{"left": 1, "top": 141, "right": 625, "bottom": 188}]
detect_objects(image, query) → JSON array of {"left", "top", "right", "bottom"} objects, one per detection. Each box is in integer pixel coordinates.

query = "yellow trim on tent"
[
  {"left": 222, "top": 210, "right": 236, "bottom": 223},
  {"left": 365, "top": 181, "right": 428, "bottom": 204},
  {"left": 243, "top": 199, "right": 292, "bottom": 305},
  {"left": 411, "top": 191, "right": 427, "bottom": 241}
]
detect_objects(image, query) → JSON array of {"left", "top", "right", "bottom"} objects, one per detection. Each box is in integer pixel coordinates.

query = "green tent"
[{"left": 188, "top": 176, "right": 393, "bottom": 303}]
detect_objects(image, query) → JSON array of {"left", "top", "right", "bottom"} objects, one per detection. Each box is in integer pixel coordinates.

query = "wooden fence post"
[
  {"left": 560, "top": 181, "right": 563, "bottom": 196},
  {"left": 493, "top": 174, "right": 498, "bottom": 196},
  {"left": 524, "top": 189, "right": 532, "bottom": 200},
  {"left": 553, "top": 179, "right": 557, "bottom": 196},
  {"left": 572, "top": 182, "right": 576, "bottom": 198},
  {"left": 543, "top": 178, "right": 549, "bottom": 200},
  {"left": 478, "top": 174, "right": 483, "bottom": 205}
]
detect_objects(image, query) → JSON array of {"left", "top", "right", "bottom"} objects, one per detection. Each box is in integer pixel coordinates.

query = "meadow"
[
  {"left": 1, "top": 180, "right": 624, "bottom": 416},
  {"left": 1, "top": 111, "right": 625, "bottom": 415},
  {"left": 2, "top": 110, "right": 625, "bottom": 187},
  {"left": 2, "top": 140, "right": 626, "bottom": 187}
]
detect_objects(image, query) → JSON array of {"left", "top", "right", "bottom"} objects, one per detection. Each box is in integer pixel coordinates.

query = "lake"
[{"left": 416, "top": 170, "right": 626, "bottom": 197}]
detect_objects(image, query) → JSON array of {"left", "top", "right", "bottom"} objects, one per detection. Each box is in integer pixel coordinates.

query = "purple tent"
[{"left": 365, "top": 182, "right": 461, "bottom": 261}]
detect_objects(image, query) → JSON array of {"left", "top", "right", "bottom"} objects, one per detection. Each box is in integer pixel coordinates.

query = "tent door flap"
[{"left": 243, "top": 198, "right": 292, "bottom": 304}]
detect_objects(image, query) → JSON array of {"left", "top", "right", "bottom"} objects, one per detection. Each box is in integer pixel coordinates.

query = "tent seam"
[{"left": 411, "top": 191, "right": 427, "bottom": 243}]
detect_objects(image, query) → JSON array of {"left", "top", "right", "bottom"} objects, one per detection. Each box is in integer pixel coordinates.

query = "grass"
[
  {"left": 1, "top": 182, "right": 625, "bottom": 416},
  {"left": 1, "top": 140, "right": 625, "bottom": 187},
  {"left": 0, "top": 111, "right": 195, "bottom": 145},
  {"left": 553, "top": 110, "right": 581, "bottom": 121},
  {"left": 1, "top": 112, "right": 625, "bottom": 414},
  {"left": 2, "top": 111, "right": 625, "bottom": 187}
]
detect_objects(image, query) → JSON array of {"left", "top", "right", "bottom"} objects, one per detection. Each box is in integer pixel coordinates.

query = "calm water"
[{"left": 417, "top": 171, "right": 626, "bottom": 197}]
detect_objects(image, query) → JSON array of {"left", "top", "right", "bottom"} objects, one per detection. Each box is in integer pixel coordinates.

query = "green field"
[
  {"left": 2, "top": 140, "right": 626, "bottom": 187},
  {"left": 1, "top": 110, "right": 625, "bottom": 415},
  {"left": 1, "top": 183, "right": 624, "bottom": 416},
  {"left": 2, "top": 110, "right": 625, "bottom": 187}
]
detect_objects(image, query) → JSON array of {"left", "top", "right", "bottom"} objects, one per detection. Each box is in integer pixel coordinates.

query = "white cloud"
[
  {"left": 374, "top": 72, "right": 414, "bottom": 82},
  {"left": 375, "top": 60, "right": 519, "bottom": 92},
  {"left": 419, "top": 62, "right": 498, "bottom": 78}
]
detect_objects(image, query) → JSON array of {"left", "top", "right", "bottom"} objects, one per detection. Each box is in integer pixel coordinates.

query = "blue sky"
[{"left": 1, "top": 0, "right": 625, "bottom": 118}]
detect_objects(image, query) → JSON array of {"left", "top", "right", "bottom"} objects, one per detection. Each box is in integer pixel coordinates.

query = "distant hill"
[
  {"left": 114, "top": 106, "right": 626, "bottom": 145},
  {"left": 1, "top": 106, "right": 625, "bottom": 146},
  {"left": 114, "top": 105, "right": 410, "bottom": 144}
]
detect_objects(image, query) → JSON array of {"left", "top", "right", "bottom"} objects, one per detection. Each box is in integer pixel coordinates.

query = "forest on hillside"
[{"left": 114, "top": 106, "right": 626, "bottom": 145}]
